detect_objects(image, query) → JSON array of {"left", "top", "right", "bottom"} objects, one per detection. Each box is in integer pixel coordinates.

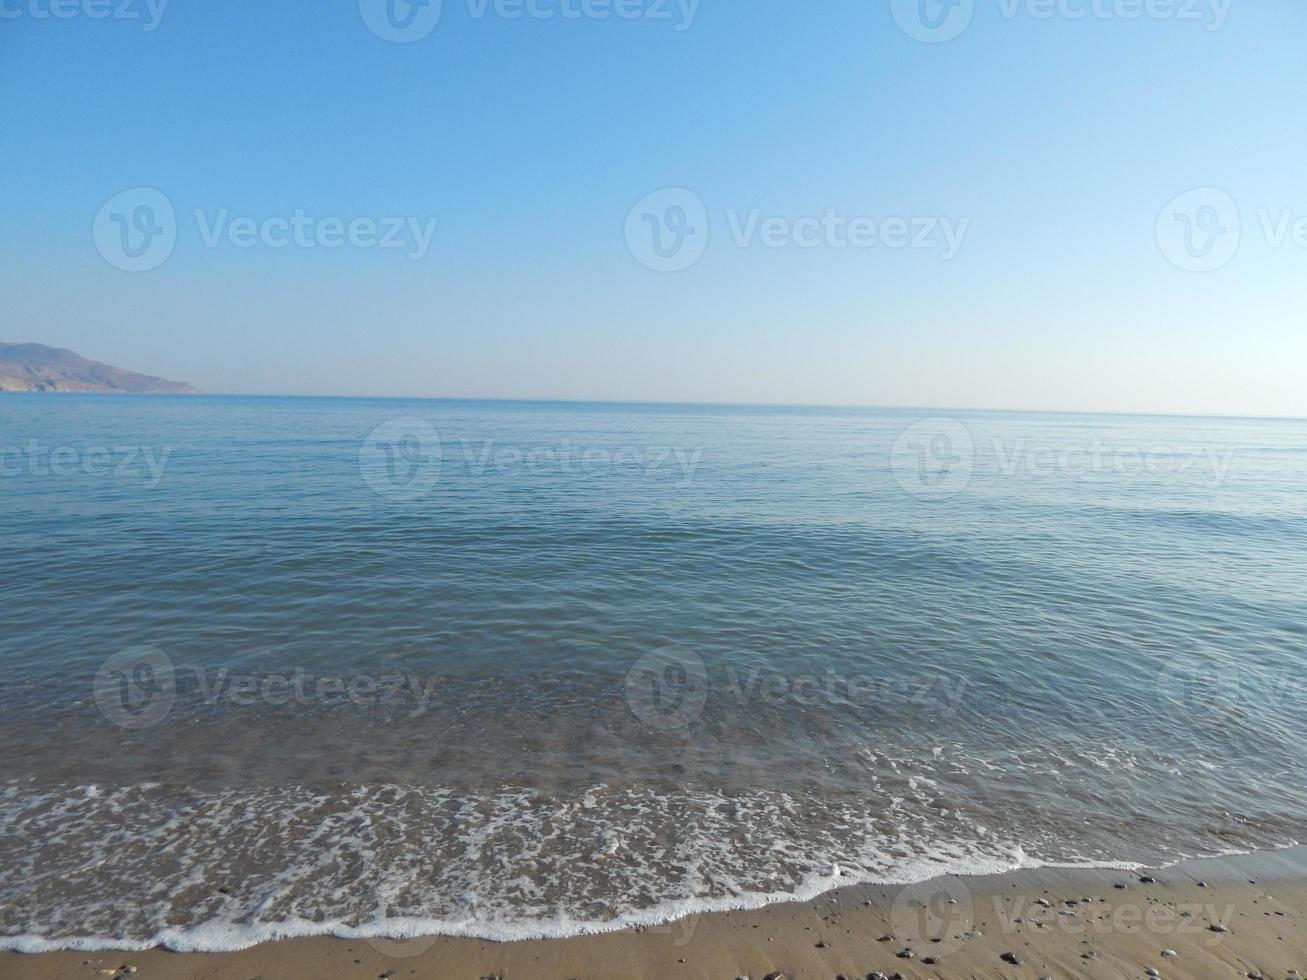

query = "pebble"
[
  {"left": 1146, "top": 969, "right": 1160, "bottom": 978},
  {"left": 1162, "top": 949, "right": 1177, "bottom": 957},
  {"left": 1209, "top": 924, "right": 1229, "bottom": 933},
  {"left": 1140, "top": 875, "right": 1158, "bottom": 884},
  {"left": 763, "top": 972, "right": 785, "bottom": 980},
  {"left": 1001, "top": 952, "right": 1024, "bottom": 965},
  {"left": 896, "top": 948, "right": 914, "bottom": 959}
]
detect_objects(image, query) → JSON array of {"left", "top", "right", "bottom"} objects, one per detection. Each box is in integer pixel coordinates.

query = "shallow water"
[{"left": 1, "top": 395, "right": 1305, "bottom": 949}]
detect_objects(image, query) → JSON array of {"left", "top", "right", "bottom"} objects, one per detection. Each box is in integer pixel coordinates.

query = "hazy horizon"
[{"left": 7, "top": 371, "right": 1307, "bottom": 423}]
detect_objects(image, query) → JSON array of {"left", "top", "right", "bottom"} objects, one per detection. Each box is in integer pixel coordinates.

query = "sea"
[{"left": 1, "top": 394, "right": 1304, "bottom": 951}]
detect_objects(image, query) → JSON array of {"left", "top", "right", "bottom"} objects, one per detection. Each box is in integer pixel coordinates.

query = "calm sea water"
[{"left": 1, "top": 395, "right": 1305, "bottom": 950}]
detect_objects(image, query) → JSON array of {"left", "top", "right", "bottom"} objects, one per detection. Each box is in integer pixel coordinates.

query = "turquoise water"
[{"left": 1, "top": 395, "right": 1305, "bottom": 949}]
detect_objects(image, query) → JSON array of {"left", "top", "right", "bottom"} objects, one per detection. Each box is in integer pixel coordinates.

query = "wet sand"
[{"left": 7, "top": 847, "right": 1307, "bottom": 979}]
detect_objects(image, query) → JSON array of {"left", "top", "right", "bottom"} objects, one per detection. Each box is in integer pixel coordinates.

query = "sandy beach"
[{"left": 7, "top": 848, "right": 1306, "bottom": 980}]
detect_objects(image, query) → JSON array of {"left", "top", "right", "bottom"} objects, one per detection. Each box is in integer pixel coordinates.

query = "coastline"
[{"left": 7, "top": 846, "right": 1306, "bottom": 979}]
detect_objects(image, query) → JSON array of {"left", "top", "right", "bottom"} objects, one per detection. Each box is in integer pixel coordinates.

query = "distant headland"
[{"left": 0, "top": 343, "right": 199, "bottom": 394}]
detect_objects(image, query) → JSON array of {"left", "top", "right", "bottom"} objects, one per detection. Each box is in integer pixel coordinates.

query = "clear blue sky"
[{"left": 2, "top": 0, "right": 1305, "bottom": 415}]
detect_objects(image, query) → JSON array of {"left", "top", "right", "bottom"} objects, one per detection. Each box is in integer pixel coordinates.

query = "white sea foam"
[{"left": 0, "top": 780, "right": 1172, "bottom": 954}]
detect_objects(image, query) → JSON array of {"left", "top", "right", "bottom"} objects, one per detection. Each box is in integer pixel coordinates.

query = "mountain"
[{"left": 0, "top": 343, "right": 199, "bottom": 394}]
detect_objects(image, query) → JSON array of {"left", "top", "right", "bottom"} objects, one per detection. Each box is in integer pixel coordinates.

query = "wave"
[
  {"left": 1, "top": 849, "right": 1148, "bottom": 954},
  {"left": 0, "top": 780, "right": 1156, "bottom": 954}
]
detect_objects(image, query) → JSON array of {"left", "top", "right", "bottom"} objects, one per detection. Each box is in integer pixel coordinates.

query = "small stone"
[
  {"left": 922, "top": 957, "right": 937, "bottom": 965},
  {"left": 1000, "top": 952, "right": 1024, "bottom": 965},
  {"left": 1162, "top": 949, "right": 1177, "bottom": 957},
  {"left": 1146, "top": 969, "right": 1160, "bottom": 978},
  {"left": 1140, "top": 875, "right": 1157, "bottom": 884},
  {"left": 1209, "top": 923, "right": 1228, "bottom": 933},
  {"left": 1197, "top": 880, "right": 1208, "bottom": 887},
  {"left": 763, "top": 973, "right": 785, "bottom": 980},
  {"left": 1035, "top": 898, "right": 1051, "bottom": 908},
  {"left": 896, "top": 948, "right": 914, "bottom": 959},
  {"left": 814, "top": 941, "right": 827, "bottom": 948}
]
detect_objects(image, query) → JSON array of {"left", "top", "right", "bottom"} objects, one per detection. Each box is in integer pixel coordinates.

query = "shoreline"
[{"left": 7, "top": 846, "right": 1307, "bottom": 979}]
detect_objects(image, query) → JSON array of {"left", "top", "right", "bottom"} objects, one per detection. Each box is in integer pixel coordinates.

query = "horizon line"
[{"left": 9, "top": 390, "right": 1306, "bottom": 423}]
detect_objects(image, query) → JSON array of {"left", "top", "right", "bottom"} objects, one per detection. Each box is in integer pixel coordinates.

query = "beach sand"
[{"left": 7, "top": 848, "right": 1306, "bottom": 979}]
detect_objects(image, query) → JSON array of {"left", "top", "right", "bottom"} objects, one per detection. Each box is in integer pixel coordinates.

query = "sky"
[{"left": 2, "top": 0, "right": 1305, "bottom": 416}]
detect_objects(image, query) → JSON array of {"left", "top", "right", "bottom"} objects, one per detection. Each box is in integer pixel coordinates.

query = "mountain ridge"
[{"left": 0, "top": 343, "right": 199, "bottom": 393}]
